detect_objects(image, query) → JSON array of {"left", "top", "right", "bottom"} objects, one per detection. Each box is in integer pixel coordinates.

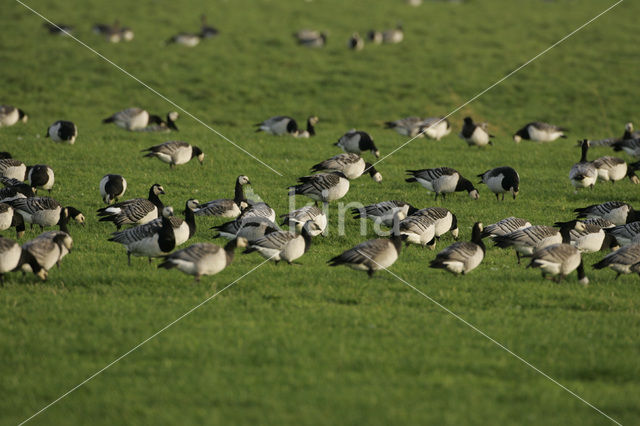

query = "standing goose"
[
  {"left": 604, "top": 221, "right": 640, "bottom": 246},
  {"left": 99, "top": 174, "right": 127, "bottom": 204},
  {"left": 592, "top": 156, "right": 637, "bottom": 183},
  {"left": 194, "top": 175, "right": 250, "bottom": 218},
  {"left": 399, "top": 214, "right": 436, "bottom": 248},
  {"left": 27, "top": 165, "right": 55, "bottom": 194},
  {"left": 384, "top": 117, "right": 425, "bottom": 137},
  {"left": 429, "top": 222, "right": 485, "bottom": 275},
  {"left": 288, "top": 172, "right": 350, "bottom": 209},
  {"left": 527, "top": 244, "right": 589, "bottom": 285},
  {"left": 477, "top": 166, "right": 520, "bottom": 200},
  {"left": 108, "top": 211, "right": 176, "bottom": 265},
  {"left": 481, "top": 217, "right": 532, "bottom": 239},
  {"left": 0, "top": 236, "right": 45, "bottom": 283},
  {"left": 9, "top": 199, "right": 83, "bottom": 230},
  {"left": 280, "top": 205, "right": 327, "bottom": 236},
  {"left": 0, "top": 158, "right": 27, "bottom": 181},
  {"left": 574, "top": 201, "right": 639, "bottom": 225},
  {"left": 569, "top": 140, "right": 597, "bottom": 190},
  {"left": 406, "top": 167, "right": 479, "bottom": 200},
  {"left": 335, "top": 130, "right": 380, "bottom": 158},
  {"left": 294, "top": 116, "right": 319, "bottom": 138},
  {"left": 143, "top": 200, "right": 198, "bottom": 246},
  {"left": 593, "top": 243, "right": 640, "bottom": 278},
  {"left": 0, "top": 203, "right": 13, "bottom": 231},
  {"left": 418, "top": 117, "right": 451, "bottom": 141},
  {"left": 212, "top": 216, "right": 280, "bottom": 241},
  {"left": 21, "top": 232, "right": 73, "bottom": 279},
  {"left": 351, "top": 200, "right": 418, "bottom": 227},
  {"left": 45, "top": 120, "right": 77, "bottom": 144},
  {"left": 348, "top": 32, "right": 364, "bottom": 50},
  {"left": 459, "top": 117, "right": 493, "bottom": 147},
  {"left": 513, "top": 122, "right": 567, "bottom": 143},
  {"left": 243, "top": 221, "right": 318, "bottom": 264},
  {"left": 142, "top": 141, "right": 204, "bottom": 168},
  {"left": 493, "top": 224, "right": 573, "bottom": 264},
  {"left": 97, "top": 183, "right": 165, "bottom": 229},
  {"left": 553, "top": 220, "right": 608, "bottom": 253},
  {"left": 0, "top": 106, "right": 28, "bottom": 127},
  {"left": 413, "top": 207, "right": 459, "bottom": 239},
  {"left": 159, "top": 238, "right": 248, "bottom": 282},
  {"left": 310, "top": 153, "right": 382, "bottom": 182}
]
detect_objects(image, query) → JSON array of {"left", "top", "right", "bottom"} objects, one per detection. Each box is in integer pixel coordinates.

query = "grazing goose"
[
  {"left": 382, "top": 24, "right": 403, "bottom": 43},
  {"left": 293, "top": 116, "right": 319, "bottom": 138},
  {"left": 168, "top": 33, "right": 201, "bottom": 46},
  {"left": 0, "top": 182, "right": 35, "bottom": 203},
  {"left": 159, "top": 238, "right": 248, "bottom": 282},
  {"left": 574, "top": 201, "right": 639, "bottom": 225},
  {"left": 554, "top": 220, "right": 608, "bottom": 253},
  {"left": 593, "top": 243, "right": 640, "bottom": 278},
  {"left": 280, "top": 205, "right": 326, "bottom": 236},
  {"left": 592, "top": 156, "right": 637, "bottom": 183},
  {"left": 255, "top": 116, "right": 317, "bottom": 137},
  {"left": 384, "top": 117, "right": 425, "bottom": 137},
  {"left": 46, "top": 120, "right": 77, "bottom": 144},
  {"left": 406, "top": 167, "right": 479, "bottom": 200},
  {"left": 481, "top": 217, "right": 532, "bottom": 239},
  {"left": 604, "top": 221, "right": 640, "bottom": 246},
  {"left": 513, "top": 122, "right": 567, "bottom": 143},
  {"left": 9, "top": 199, "right": 83, "bottom": 230},
  {"left": 0, "top": 236, "right": 45, "bottom": 283},
  {"left": 27, "top": 165, "right": 54, "bottom": 193},
  {"left": 418, "top": 117, "right": 451, "bottom": 141},
  {"left": 429, "top": 222, "right": 485, "bottom": 275},
  {"left": 569, "top": 140, "right": 597, "bottom": 190},
  {"left": 335, "top": 130, "right": 380, "bottom": 158},
  {"left": 243, "top": 221, "right": 318, "bottom": 264},
  {"left": 351, "top": 200, "right": 418, "bottom": 227},
  {"left": 0, "top": 158, "right": 27, "bottom": 181},
  {"left": 200, "top": 14, "right": 219, "bottom": 38},
  {"left": 294, "top": 30, "right": 327, "bottom": 47},
  {"left": 194, "top": 175, "right": 250, "bottom": 218},
  {"left": 21, "top": 232, "right": 73, "bottom": 279},
  {"left": 311, "top": 153, "right": 382, "bottom": 182},
  {"left": 43, "top": 22, "right": 73, "bottom": 35},
  {"left": 611, "top": 137, "right": 640, "bottom": 158},
  {"left": 142, "top": 141, "right": 204, "bottom": 168},
  {"left": 289, "top": 172, "right": 350, "bottom": 209},
  {"left": 459, "top": 117, "right": 493, "bottom": 147},
  {"left": 348, "top": 32, "right": 364, "bottom": 50},
  {"left": 527, "top": 244, "right": 589, "bottom": 285},
  {"left": 477, "top": 166, "right": 520, "bottom": 200},
  {"left": 367, "top": 30, "right": 383, "bottom": 44},
  {"left": 97, "top": 183, "right": 165, "bottom": 229},
  {"left": 493, "top": 224, "right": 572, "bottom": 263},
  {"left": 239, "top": 201, "right": 276, "bottom": 223},
  {"left": 109, "top": 211, "right": 176, "bottom": 265},
  {"left": 140, "top": 111, "right": 179, "bottom": 132},
  {"left": 212, "top": 216, "right": 280, "bottom": 241},
  {"left": 100, "top": 174, "right": 127, "bottom": 204},
  {"left": 0, "top": 106, "right": 28, "bottom": 127},
  {"left": 413, "top": 207, "right": 459, "bottom": 239},
  {"left": 399, "top": 214, "right": 436, "bottom": 248},
  {"left": 0, "top": 203, "right": 13, "bottom": 231}
]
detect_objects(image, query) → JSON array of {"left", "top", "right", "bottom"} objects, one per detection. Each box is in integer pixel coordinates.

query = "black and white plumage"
[
  {"left": 143, "top": 200, "right": 198, "bottom": 247},
  {"left": 592, "top": 156, "right": 637, "bottom": 183},
  {"left": 418, "top": 117, "right": 451, "bottom": 141},
  {"left": 194, "top": 175, "right": 250, "bottom": 218},
  {"left": 481, "top": 217, "right": 532, "bottom": 239},
  {"left": 100, "top": 174, "right": 127, "bottom": 204},
  {"left": 0, "top": 105, "right": 28, "bottom": 127},
  {"left": 351, "top": 201, "right": 418, "bottom": 227},
  {"left": 200, "top": 14, "right": 219, "bottom": 38},
  {"left": 493, "top": 224, "right": 572, "bottom": 263},
  {"left": 406, "top": 167, "right": 479, "bottom": 200},
  {"left": 294, "top": 116, "right": 319, "bottom": 138},
  {"left": 513, "top": 122, "right": 567, "bottom": 143},
  {"left": 294, "top": 30, "right": 327, "bottom": 47},
  {"left": 0, "top": 236, "right": 44, "bottom": 282},
  {"left": 93, "top": 21, "right": 134, "bottom": 43},
  {"left": 574, "top": 201, "right": 639, "bottom": 226},
  {"left": 212, "top": 216, "right": 280, "bottom": 241},
  {"left": 239, "top": 202, "right": 276, "bottom": 223},
  {"left": 27, "top": 165, "right": 54, "bottom": 193},
  {"left": 142, "top": 141, "right": 204, "bottom": 168},
  {"left": 588, "top": 122, "right": 640, "bottom": 147},
  {"left": 582, "top": 217, "right": 616, "bottom": 229},
  {"left": 384, "top": 117, "right": 425, "bottom": 137},
  {"left": 611, "top": 137, "right": 640, "bottom": 158},
  {"left": 289, "top": 172, "right": 350, "bottom": 208},
  {"left": 0, "top": 159, "right": 27, "bottom": 181},
  {"left": 109, "top": 212, "right": 177, "bottom": 265},
  {"left": 382, "top": 24, "right": 403, "bottom": 44},
  {"left": 477, "top": 167, "right": 520, "bottom": 200},
  {"left": 9, "top": 198, "right": 79, "bottom": 230},
  {"left": 328, "top": 228, "right": 404, "bottom": 277},
  {"left": 335, "top": 130, "right": 380, "bottom": 158},
  {"left": 593, "top": 243, "right": 640, "bottom": 278},
  {"left": 0, "top": 203, "right": 13, "bottom": 231},
  {"left": 553, "top": 220, "right": 607, "bottom": 253},
  {"left": 413, "top": 207, "right": 459, "bottom": 239},
  {"left": 0, "top": 182, "right": 35, "bottom": 203},
  {"left": 310, "top": 153, "right": 382, "bottom": 182},
  {"left": 569, "top": 140, "right": 597, "bottom": 190},
  {"left": 399, "top": 214, "right": 436, "bottom": 248},
  {"left": 348, "top": 32, "right": 364, "bottom": 50},
  {"left": 367, "top": 30, "right": 383, "bottom": 44},
  {"left": 280, "top": 205, "right": 327, "bottom": 237},
  {"left": 45, "top": 120, "right": 77, "bottom": 144},
  {"left": 141, "top": 112, "right": 179, "bottom": 132},
  {"left": 255, "top": 116, "right": 318, "bottom": 137},
  {"left": 103, "top": 108, "right": 179, "bottom": 131},
  {"left": 21, "top": 232, "right": 73, "bottom": 279},
  {"left": 429, "top": 222, "right": 485, "bottom": 275},
  {"left": 527, "top": 243, "right": 589, "bottom": 285},
  {"left": 97, "top": 183, "right": 165, "bottom": 229},
  {"left": 243, "top": 221, "right": 318, "bottom": 264},
  {"left": 459, "top": 117, "right": 493, "bottom": 147},
  {"left": 605, "top": 221, "right": 640, "bottom": 247}
]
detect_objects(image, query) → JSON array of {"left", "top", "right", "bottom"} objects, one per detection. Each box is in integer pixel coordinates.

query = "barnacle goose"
[
  {"left": 100, "top": 174, "right": 127, "bottom": 204},
  {"left": 593, "top": 243, "right": 640, "bottom": 278},
  {"left": 159, "top": 238, "right": 248, "bottom": 282},
  {"left": 367, "top": 30, "right": 383, "bottom": 44},
  {"left": 243, "top": 221, "right": 319, "bottom": 264},
  {"left": 604, "top": 221, "right": 640, "bottom": 246},
  {"left": 255, "top": 116, "right": 317, "bottom": 137},
  {"left": 384, "top": 117, "right": 425, "bottom": 137},
  {"left": 493, "top": 224, "right": 573, "bottom": 264},
  {"left": 168, "top": 33, "right": 201, "bottom": 47},
  {"left": 93, "top": 20, "right": 134, "bottom": 42},
  {"left": 0, "top": 182, "right": 35, "bottom": 203},
  {"left": 588, "top": 122, "right": 640, "bottom": 147},
  {"left": 200, "top": 14, "right": 219, "bottom": 38},
  {"left": 289, "top": 172, "right": 350, "bottom": 209},
  {"left": 477, "top": 166, "right": 520, "bottom": 200},
  {"left": 9, "top": 198, "right": 83, "bottom": 230},
  {"left": 569, "top": 140, "right": 597, "bottom": 190},
  {"left": 194, "top": 175, "right": 250, "bottom": 218},
  {"left": 592, "top": 156, "right": 637, "bottom": 183},
  {"left": 335, "top": 130, "right": 380, "bottom": 158},
  {"left": 280, "top": 205, "right": 326, "bottom": 237},
  {"left": 310, "top": 153, "right": 382, "bottom": 182},
  {"left": 27, "top": 165, "right": 54, "bottom": 193},
  {"left": 0, "top": 158, "right": 27, "bottom": 181},
  {"left": 406, "top": 167, "right": 479, "bottom": 200},
  {"left": 142, "top": 141, "right": 204, "bottom": 168},
  {"left": 294, "top": 117, "right": 319, "bottom": 138},
  {"left": 21, "top": 232, "right": 73, "bottom": 279},
  {"left": 413, "top": 207, "right": 459, "bottom": 239},
  {"left": 294, "top": 30, "right": 327, "bottom": 47},
  {"left": 351, "top": 200, "right": 418, "bottom": 227},
  {"left": 46, "top": 120, "right": 77, "bottom": 144},
  {"left": 141, "top": 200, "right": 198, "bottom": 247},
  {"left": 103, "top": 108, "right": 179, "bottom": 131},
  {"left": 481, "top": 217, "right": 532, "bottom": 239},
  {"left": 574, "top": 201, "right": 639, "bottom": 225},
  {"left": 97, "top": 183, "right": 165, "bottom": 229},
  {"left": 382, "top": 23, "right": 403, "bottom": 44},
  {"left": 141, "top": 112, "right": 179, "bottom": 132},
  {"left": 429, "top": 222, "right": 485, "bottom": 275},
  {"left": 418, "top": 117, "right": 451, "bottom": 141},
  {"left": 239, "top": 201, "right": 276, "bottom": 223},
  {"left": 0, "top": 236, "right": 45, "bottom": 283},
  {"left": 553, "top": 220, "right": 608, "bottom": 253},
  {"left": 43, "top": 22, "right": 73, "bottom": 35},
  {"left": 0, "top": 203, "right": 13, "bottom": 231},
  {"left": 212, "top": 216, "right": 280, "bottom": 241},
  {"left": 527, "top": 244, "right": 589, "bottom": 285},
  {"left": 348, "top": 32, "right": 364, "bottom": 50},
  {"left": 399, "top": 214, "right": 436, "bottom": 248},
  {"left": 0, "top": 106, "right": 28, "bottom": 127},
  {"left": 513, "top": 122, "right": 567, "bottom": 143},
  {"left": 108, "top": 210, "right": 176, "bottom": 265},
  {"left": 460, "top": 117, "right": 493, "bottom": 147}
]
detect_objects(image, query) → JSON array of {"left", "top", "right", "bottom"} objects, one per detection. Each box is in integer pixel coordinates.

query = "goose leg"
[
  {"left": 127, "top": 251, "right": 132, "bottom": 266},
  {"left": 516, "top": 252, "right": 521, "bottom": 264},
  {"left": 367, "top": 269, "right": 375, "bottom": 278}
]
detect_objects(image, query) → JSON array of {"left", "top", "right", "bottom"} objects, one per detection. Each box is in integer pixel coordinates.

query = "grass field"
[{"left": 1, "top": 0, "right": 639, "bottom": 424}]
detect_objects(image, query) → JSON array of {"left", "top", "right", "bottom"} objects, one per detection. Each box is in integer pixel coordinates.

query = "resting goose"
[
  {"left": 477, "top": 166, "right": 520, "bottom": 200},
  {"left": 493, "top": 224, "right": 573, "bottom": 263},
  {"left": 406, "top": 167, "right": 479, "bottom": 200},
  {"left": 527, "top": 243, "right": 588, "bottom": 285},
  {"left": 351, "top": 200, "right": 418, "bottom": 227},
  {"left": 604, "top": 221, "right": 640, "bottom": 246},
  {"left": 569, "top": 140, "right": 597, "bottom": 190},
  {"left": 142, "top": 141, "right": 204, "bottom": 168},
  {"left": 0, "top": 106, "right": 28, "bottom": 127},
  {"left": 592, "top": 156, "right": 637, "bottom": 183},
  {"left": 513, "top": 122, "right": 567, "bottom": 143},
  {"left": 200, "top": 14, "right": 219, "bottom": 38},
  {"left": 103, "top": 108, "right": 178, "bottom": 131},
  {"left": 9, "top": 198, "right": 83, "bottom": 231},
  {"left": 100, "top": 174, "right": 127, "bottom": 204},
  {"left": 553, "top": 220, "right": 607, "bottom": 253},
  {"left": 310, "top": 153, "right": 382, "bottom": 182},
  {"left": 0, "top": 203, "right": 13, "bottom": 231},
  {"left": 382, "top": 24, "right": 403, "bottom": 44},
  {"left": 43, "top": 22, "right": 73, "bottom": 35},
  {"left": 212, "top": 216, "right": 280, "bottom": 241},
  {"left": 45, "top": 120, "right": 77, "bottom": 144},
  {"left": 384, "top": 117, "right": 425, "bottom": 137},
  {"left": 418, "top": 117, "right": 451, "bottom": 141},
  {"left": 481, "top": 217, "right": 532, "bottom": 239},
  {"left": 243, "top": 221, "right": 318, "bottom": 264},
  {"left": 611, "top": 137, "right": 640, "bottom": 158},
  {"left": 574, "top": 201, "right": 639, "bottom": 225},
  {"left": 194, "top": 175, "right": 250, "bottom": 218},
  {"left": 335, "top": 130, "right": 380, "bottom": 158},
  {"left": 413, "top": 207, "right": 459, "bottom": 239},
  {"left": 0, "top": 236, "right": 45, "bottom": 283},
  {"left": 255, "top": 116, "right": 299, "bottom": 136},
  {"left": 0, "top": 159, "right": 26, "bottom": 181},
  {"left": 289, "top": 172, "right": 350, "bottom": 209},
  {"left": 593, "top": 243, "right": 640, "bottom": 278},
  {"left": 429, "top": 222, "right": 485, "bottom": 275},
  {"left": 142, "top": 200, "right": 198, "bottom": 247},
  {"left": 459, "top": 117, "right": 493, "bottom": 147},
  {"left": 168, "top": 33, "right": 201, "bottom": 46},
  {"left": 588, "top": 122, "right": 640, "bottom": 147},
  {"left": 294, "top": 30, "right": 326, "bottom": 47},
  {"left": 97, "top": 183, "right": 165, "bottom": 229},
  {"left": 27, "top": 165, "right": 54, "bottom": 193},
  {"left": 399, "top": 214, "right": 436, "bottom": 248},
  {"left": 93, "top": 21, "right": 133, "bottom": 43},
  {"left": 159, "top": 238, "right": 248, "bottom": 282},
  {"left": 348, "top": 32, "right": 364, "bottom": 50},
  {"left": 280, "top": 205, "right": 326, "bottom": 236},
  {"left": 293, "top": 116, "right": 319, "bottom": 138},
  {"left": 21, "top": 232, "right": 73, "bottom": 279}
]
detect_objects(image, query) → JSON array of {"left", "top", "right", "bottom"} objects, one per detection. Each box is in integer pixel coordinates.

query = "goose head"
[
  {"left": 152, "top": 184, "right": 165, "bottom": 196},
  {"left": 67, "top": 206, "right": 85, "bottom": 226},
  {"left": 192, "top": 146, "right": 205, "bottom": 165},
  {"left": 237, "top": 175, "right": 251, "bottom": 186}
]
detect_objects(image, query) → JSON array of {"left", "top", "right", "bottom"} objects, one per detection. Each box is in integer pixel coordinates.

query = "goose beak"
[{"left": 512, "top": 189, "right": 519, "bottom": 200}]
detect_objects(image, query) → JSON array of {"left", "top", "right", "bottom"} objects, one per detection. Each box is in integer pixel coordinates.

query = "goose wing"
[
  {"left": 311, "top": 153, "right": 361, "bottom": 172},
  {"left": 194, "top": 199, "right": 236, "bottom": 216},
  {"left": 109, "top": 221, "right": 162, "bottom": 244},
  {"left": 435, "top": 242, "right": 480, "bottom": 262},
  {"left": 250, "top": 231, "right": 297, "bottom": 250},
  {"left": 331, "top": 239, "right": 392, "bottom": 265},
  {"left": 166, "top": 242, "right": 221, "bottom": 262},
  {"left": 144, "top": 141, "right": 189, "bottom": 155},
  {"left": 10, "top": 196, "right": 60, "bottom": 213}
]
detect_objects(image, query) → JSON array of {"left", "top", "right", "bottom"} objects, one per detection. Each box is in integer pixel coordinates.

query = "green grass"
[{"left": 1, "top": 0, "right": 640, "bottom": 424}]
